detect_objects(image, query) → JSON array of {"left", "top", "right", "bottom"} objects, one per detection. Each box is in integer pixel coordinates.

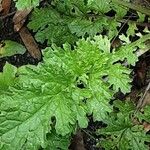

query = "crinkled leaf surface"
[
  {"left": 68, "top": 17, "right": 107, "bottom": 37},
  {"left": 44, "top": 130, "right": 70, "bottom": 150},
  {"left": 0, "top": 36, "right": 138, "bottom": 149},
  {"left": 98, "top": 100, "right": 150, "bottom": 150},
  {"left": 28, "top": 0, "right": 129, "bottom": 45},
  {"left": 88, "top": 0, "right": 111, "bottom": 13},
  {"left": 107, "top": 64, "right": 132, "bottom": 94},
  {"left": 28, "top": 8, "right": 77, "bottom": 46}
]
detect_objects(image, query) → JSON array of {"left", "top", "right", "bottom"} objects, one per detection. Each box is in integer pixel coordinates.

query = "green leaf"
[
  {"left": 68, "top": 17, "right": 107, "bottom": 37},
  {"left": 97, "top": 100, "right": 150, "bottom": 150},
  {"left": 0, "top": 62, "right": 17, "bottom": 91},
  {"left": 117, "top": 33, "right": 150, "bottom": 65},
  {"left": 54, "top": 0, "right": 88, "bottom": 15},
  {"left": 127, "top": 22, "right": 138, "bottom": 36},
  {"left": 87, "top": 79, "right": 113, "bottom": 121},
  {"left": 0, "top": 40, "right": 26, "bottom": 58},
  {"left": 137, "top": 12, "right": 145, "bottom": 22},
  {"left": 106, "top": 19, "right": 120, "bottom": 39},
  {"left": 28, "top": 8, "right": 77, "bottom": 46},
  {"left": 44, "top": 130, "right": 70, "bottom": 150},
  {"left": 92, "top": 35, "right": 111, "bottom": 52},
  {"left": 0, "top": 35, "right": 138, "bottom": 149},
  {"left": 100, "top": 125, "right": 150, "bottom": 150},
  {"left": 88, "top": 0, "right": 111, "bottom": 13},
  {"left": 136, "top": 105, "right": 150, "bottom": 123},
  {"left": 107, "top": 64, "right": 132, "bottom": 94},
  {"left": 14, "top": 0, "right": 40, "bottom": 9},
  {"left": 28, "top": 1, "right": 127, "bottom": 45}
]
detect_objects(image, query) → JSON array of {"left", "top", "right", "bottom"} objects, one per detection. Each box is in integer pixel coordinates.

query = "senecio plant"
[{"left": 0, "top": 0, "right": 150, "bottom": 150}]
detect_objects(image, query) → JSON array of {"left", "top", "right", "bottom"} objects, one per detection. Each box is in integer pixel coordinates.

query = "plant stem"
[{"left": 112, "top": 0, "right": 150, "bottom": 16}]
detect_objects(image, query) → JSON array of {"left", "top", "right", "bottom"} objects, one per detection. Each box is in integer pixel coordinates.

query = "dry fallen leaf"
[
  {"left": 19, "top": 27, "right": 41, "bottom": 60},
  {"left": 143, "top": 121, "right": 150, "bottom": 132},
  {"left": 13, "top": 9, "right": 41, "bottom": 60},
  {"left": 13, "top": 8, "right": 32, "bottom": 32},
  {"left": 0, "top": 0, "right": 3, "bottom": 12},
  {"left": 1, "top": 0, "right": 11, "bottom": 15}
]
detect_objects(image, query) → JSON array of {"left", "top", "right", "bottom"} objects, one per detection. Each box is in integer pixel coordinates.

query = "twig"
[
  {"left": 135, "top": 82, "right": 150, "bottom": 112},
  {"left": 111, "top": 14, "right": 132, "bottom": 45}
]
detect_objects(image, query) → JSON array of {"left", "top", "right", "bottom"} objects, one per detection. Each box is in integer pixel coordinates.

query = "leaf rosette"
[{"left": 0, "top": 35, "right": 140, "bottom": 149}]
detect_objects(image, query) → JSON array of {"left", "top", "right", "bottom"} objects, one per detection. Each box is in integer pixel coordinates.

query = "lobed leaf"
[
  {"left": 0, "top": 35, "right": 138, "bottom": 149},
  {"left": 28, "top": 0, "right": 129, "bottom": 45},
  {"left": 44, "top": 130, "right": 70, "bottom": 150},
  {"left": 97, "top": 100, "right": 150, "bottom": 150}
]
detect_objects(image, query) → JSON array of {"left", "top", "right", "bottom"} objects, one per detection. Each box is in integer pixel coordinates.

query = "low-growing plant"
[
  {"left": 27, "top": 0, "right": 124, "bottom": 45},
  {"left": 1, "top": 33, "right": 150, "bottom": 149},
  {"left": 97, "top": 100, "right": 150, "bottom": 150},
  {"left": 0, "top": 0, "right": 150, "bottom": 150}
]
